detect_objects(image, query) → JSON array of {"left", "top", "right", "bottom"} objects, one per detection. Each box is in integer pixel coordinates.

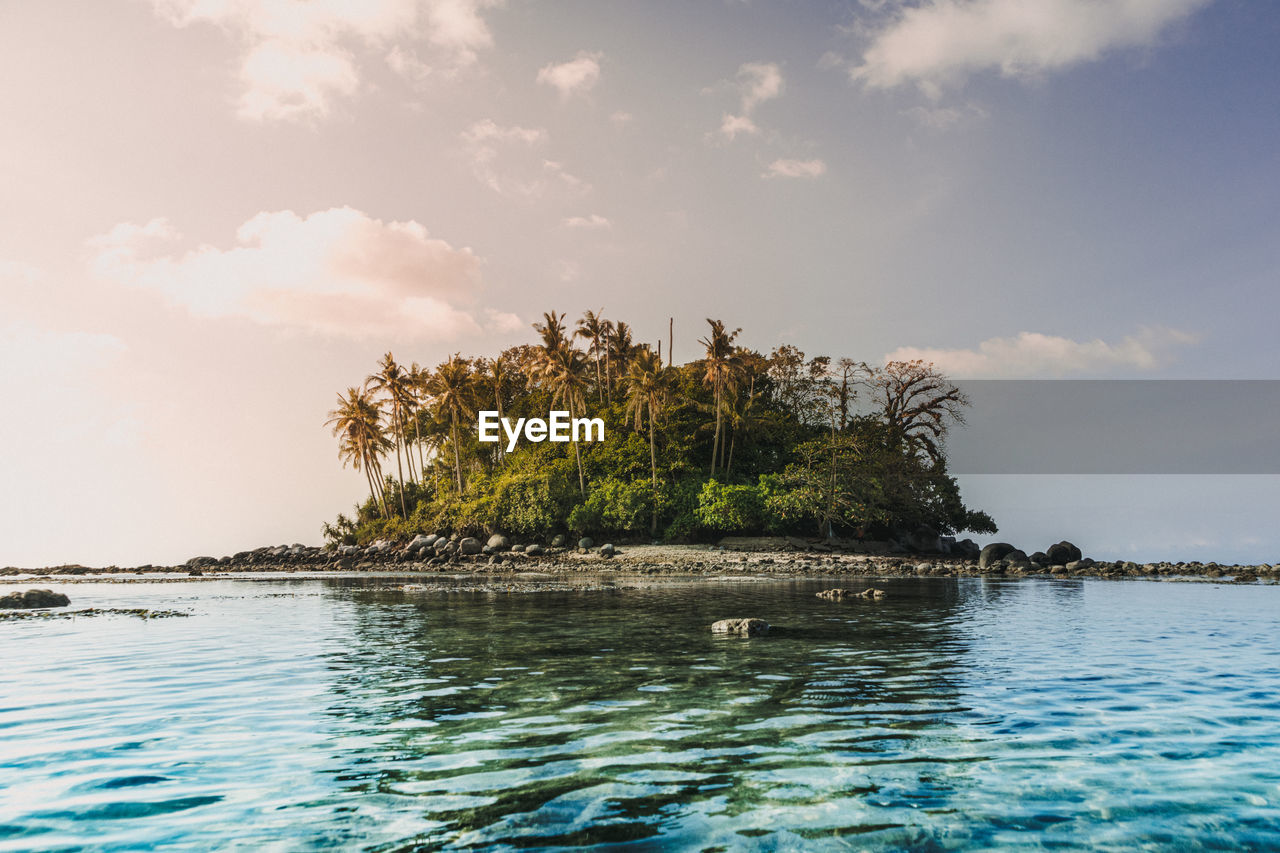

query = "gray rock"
[
  {"left": 1046, "top": 541, "right": 1082, "bottom": 566},
  {"left": 600, "top": 543, "right": 616, "bottom": 558},
  {"left": 954, "top": 539, "right": 981, "bottom": 559},
  {"left": 525, "top": 544, "right": 545, "bottom": 556},
  {"left": 1005, "top": 549, "right": 1031, "bottom": 566},
  {"left": 1, "top": 589, "right": 70, "bottom": 609},
  {"left": 711, "top": 617, "right": 770, "bottom": 637},
  {"left": 578, "top": 537, "right": 594, "bottom": 550},
  {"left": 511, "top": 544, "right": 526, "bottom": 552},
  {"left": 1029, "top": 551, "right": 1049, "bottom": 565},
  {"left": 486, "top": 534, "right": 510, "bottom": 551},
  {"left": 433, "top": 537, "right": 450, "bottom": 553},
  {"left": 459, "top": 537, "right": 482, "bottom": 555},
  {"left": 979, "top": 543, "right": 1016, "bottom": 569},
  {"left": 551, "top": 534, "right": 567, "bottom": 547}
]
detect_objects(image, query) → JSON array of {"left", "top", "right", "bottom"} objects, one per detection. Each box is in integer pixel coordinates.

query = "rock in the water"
[
  {"left": 600, "top": 543, "right": 616, "bottom": 558},
  {"left": 954, "top": 539, "right": 981, "bottom": 559},
  {"left": 551, "top": 534, "right": 567, "bottom": 547},
  {"left": 578, "top": 537, "right": 594, "bottom": 550},
  {"left": 459, "top": 537, "right": 482, "bottom": 555},
  {"left": 979, "top": 543, "right": 1016, "bottom": 569},
  {"left": 1005, "top": 549, "right": 1031, "bottom": 566},
  {"left": 817, "top": 588, "right": 886, "bottom": 601},
  {"left": 525, "top": 544, "right": 545, "bottom": 556},
  {"left": 486, "top": 534, "right": 510, "bottom": 551},
  {"left": 1045, "top": 541, "right": 1082, "bottom": 566},
  {"left": 1, "top": 589, "right": 70, "bottom": 609},
  {"left": 1029, "top": 551, "right": 1049, "bottom": 565},
  {"left": 711, "top": 618, "right": 770, "bottom": 637}
]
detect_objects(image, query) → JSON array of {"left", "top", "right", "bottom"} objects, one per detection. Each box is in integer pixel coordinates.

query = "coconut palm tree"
[
  {"left": 606, "top": 320, "right": 634, "bottom": 398},
  {"left": 698, "top": 319, "right": 741, "bottom": 477},
  {"left": 575, "top": 309, "right": 610, "bottom": 402},
  {"left": 368, "top": 352, "right": 417, "bottom": 516},
  {"left": 325, "top": 386, "right": 392, "bottom": 518},
  {"left": 427, "top": 354, "right": 475, "bottom": 492},
  {"left": 536, "top": 338, "right": 590, "bottom": 493},
  {"left": 533, "top": 310, "right": 569, "bottom": 355},
  {"left": 624, "top": 347, "right": 672, "bottom": 535}
]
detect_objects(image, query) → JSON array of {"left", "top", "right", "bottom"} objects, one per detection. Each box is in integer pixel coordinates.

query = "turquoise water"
[{"left": 1, "top": 576, "right": 1278, "bottom": 851}]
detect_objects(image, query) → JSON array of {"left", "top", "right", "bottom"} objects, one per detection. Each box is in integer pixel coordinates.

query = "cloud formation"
[
  {"left": 563, "top": 214, "right": 611, "bottom": 229},
  {"left": 149, "top": 0, "right": 500, "bottom": 120},
  {"left": 460, "top": 120, "right": 588, "bottom": 196},
  {"left": 89, "top": 207, "right": 518, "bottom": 339},
  {"left": 716, "top": 61, "right": 783, "bottom": 141},
  {"left": 764, "top": 158, "right": 827, "bottom": 179},
  {"left": 884, "top": 328, "right": 1200, "bottom": 377},
  {"left": 536, "top": 50, "right": 603, "bottom": 99},
  {"left": 853, "top": 0, "right": 1209, "bottom": 94}
]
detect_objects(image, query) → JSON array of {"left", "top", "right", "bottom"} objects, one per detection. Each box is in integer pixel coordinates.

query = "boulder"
[
  {"left": 1, "top": 589, "right": 70, "bottom": 609},
  {"left": 459, "top": 537, "right": 482, "bottom": 555},
  {"left": 433, "top": 537, "right": 450, "bottom": 553},
  {"left": 1029, "top": 551, "right": 1050, "bottom": 565},
  {"left": 551, "top": 534, "right": 567, "bottom": 547},
  {"left": 525, "top": 544, "right": 545, "bottom": 556},
  {"left": 1005, "top": 549, "right": 1031, "bottom": 566},
  {"left": 486, "top": 534, "right": 510, "bottom": 551},
  {"left": 511, "top": 544, "right": 526, "bottom": 552},
  {"left": 711, "top": 618, "right": 770, "bottom": 637},
  {"left": 954, "top": 539, "right": 981, "bottom": 559},
  {"left": 979, "top": 543, "right": 1016, "bottom": 570},
  {"left": 600, "top": 543, "right": 616, "bottom": 558},
  {"left": 578, "top": 537, "right": 594, "bottom": 550},
  {"left": 1045, "top": 541, "right": 1082, "bottom": 566}
]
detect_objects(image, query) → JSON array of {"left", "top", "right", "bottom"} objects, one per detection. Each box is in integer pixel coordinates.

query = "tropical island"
[{"left": 322, "top": 311, "right": 997, "bottom": 550}]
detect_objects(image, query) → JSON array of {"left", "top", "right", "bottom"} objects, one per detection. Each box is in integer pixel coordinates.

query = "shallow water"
[{"left": 2, "top": 576, "right": 1278, "bottom": 851}]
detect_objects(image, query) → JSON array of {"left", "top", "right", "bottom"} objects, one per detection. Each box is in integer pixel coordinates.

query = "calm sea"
[{"left": 2, "top": 576, "right": 1278, "bottom": 851}]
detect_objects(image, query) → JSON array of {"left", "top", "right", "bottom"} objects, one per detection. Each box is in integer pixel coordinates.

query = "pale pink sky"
[{"left": 2, "top": 0, "right": 1277, "bottom": 566}]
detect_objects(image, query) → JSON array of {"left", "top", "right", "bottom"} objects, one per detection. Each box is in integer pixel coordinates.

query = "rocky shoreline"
[{"left": 2, "top": 536, "right": 1276, "bottom": 583}]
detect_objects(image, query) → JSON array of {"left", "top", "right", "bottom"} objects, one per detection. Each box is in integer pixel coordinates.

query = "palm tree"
[
  {"left": 533, "top": 310, "right": 569, "bottom": 354},
  {"left": 606, "top": 320, "right": 634, "bottom": 399},
  {"left": 476, "top": 355, "right": 513, "bottom": 463},
  {"left": 624, "top": 347, "right": 672, "bottom": 535},
  {"left": 575, "top": 309, "right": 609, "bottom": 402},
  {"left": 698, "top": 319, "right": 741, "bottom": 477},
  {"left": 325, "top": 386, "right": 392, "bottom": 518},
  {"left": 407, "top": 362, "right": 432, "bottom": 479},
  {"left": 368, "top": 352, "right": 416, "bottom": 516},
  {"left": 536, "top": 336, "right": 590, "bottom": 493},
  {"left": 427, "top": 354, "right": 475, "bottom": 492}
]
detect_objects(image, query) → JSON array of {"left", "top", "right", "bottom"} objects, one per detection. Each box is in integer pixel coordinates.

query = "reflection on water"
[{"left": 1, "top": 577, "right": 1278, "bottom": 850}]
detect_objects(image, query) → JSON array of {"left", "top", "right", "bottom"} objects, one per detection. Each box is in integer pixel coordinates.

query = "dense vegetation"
[{"left": 322, "top": 312, "right": 996, "bottom": 546}]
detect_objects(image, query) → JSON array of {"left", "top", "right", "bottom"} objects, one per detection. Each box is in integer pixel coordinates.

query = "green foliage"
[
  {"left": 695, "top": 479, "right": 765, "bottom": 533},
  {"left": 324, "top": 317, "right": 998, "bottom": 545},
  {"left": 567, "top": 477, "right": 653, "bottom": 535}
]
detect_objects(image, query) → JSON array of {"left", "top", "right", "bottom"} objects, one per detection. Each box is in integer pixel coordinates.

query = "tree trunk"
[
  {"left": 710, "top": 382, "right": 722, "bottom": 477},
  {"left": 649, "top": 400, "right": 658, "bottom": 536},
  {"left": 392, "top": 405, "right": 407, "bottom": 518},
  {"left": 570, "top": 398, "right": 585, "bottom": 493},
  {"left": 451, "top": 414, "right": 463, "bottom": 492}
]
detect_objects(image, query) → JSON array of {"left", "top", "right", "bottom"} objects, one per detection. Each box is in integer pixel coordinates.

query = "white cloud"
[
  {"left": 712, "top": 61, "right": 783, "bottom": 141},
  {"left": 88, "top": 207, "right": 509, "bottom": 340},
  {"left": 562, "top": 214, "right": 611, "bottom": 229},
  {"left": 718, "top": 113, "right": 759, "bottom": 140},
  {"left": 763, "top": 158, "right": 827, "bottom": 179},
  {"left": 854, "top": 0, "right": 1210, "bottom": 93},
  {"left": 884, "top": 328, "right": 1200, "bottom": 378},
  {"left": 536, "top": 50, "right": 603, "bottom": 99},
  {"left": 459, "top": 121, "right": 588, "bottom": 196},
  {"left": 149, "top": 0, "right": 501, "bottom": 121},
  {"left": 736, "top": 61, "right": 783, "bottom": 112}
]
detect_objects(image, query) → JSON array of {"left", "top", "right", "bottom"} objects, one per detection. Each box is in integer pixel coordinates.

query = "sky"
[{"left": 1, "top": 0, "right": 1278, "bottom": 567}]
